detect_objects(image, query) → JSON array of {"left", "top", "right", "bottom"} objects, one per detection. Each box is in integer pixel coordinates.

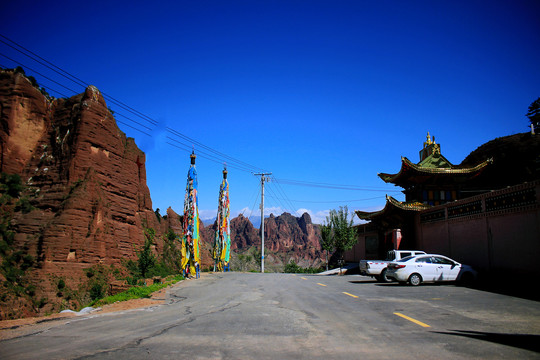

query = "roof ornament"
[{"left": 424, "top": 132, "right": 433, "bottom": 148}]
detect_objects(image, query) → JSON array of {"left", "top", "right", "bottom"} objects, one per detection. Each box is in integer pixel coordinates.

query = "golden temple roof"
[
  {"left": 355, "top": 195, "right": 431, "bottom": 221},
  {"left": 378, "top": 157, "right": 493, "bottom": 184}
]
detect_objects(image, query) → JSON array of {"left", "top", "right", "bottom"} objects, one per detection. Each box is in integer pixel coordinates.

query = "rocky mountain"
[
  {"left": 202, "top": 212, "right": 324, "bottom": 271},
  {"left": 0, "top": 68, "right": 183, "bottom": 319},
  {"left": 0, "top": 68, "right": 323, "bottom": 319},
  {"left": 230, "top": 213, "right": 260, "bottom": 250}
]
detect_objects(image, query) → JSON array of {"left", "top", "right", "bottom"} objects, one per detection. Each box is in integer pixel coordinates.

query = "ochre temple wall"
[
  {"left": 348, "top": 181, "right": 539, "bottom": 280},
  {"left": 415, "top": 181, "right": 540, "bottom": 278}
]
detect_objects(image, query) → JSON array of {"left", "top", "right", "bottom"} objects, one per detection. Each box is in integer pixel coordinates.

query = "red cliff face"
[
  {"left": 230, "top": 214, "right": 260, "bottom": 250},
  {"left": 223, "top": 212, "right": 323, "bottom": 269},
  {"left": 0, "top": 69, "right": 171, "bottom": 318},
  {"left": 264, "top": 212, "right": 322, "bottom": 268}
]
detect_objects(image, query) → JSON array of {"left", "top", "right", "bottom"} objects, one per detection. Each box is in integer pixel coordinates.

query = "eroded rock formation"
[
  {"left": 213, "top": 212, "right": 323, "bottom": 269},
  {"left": 0, "top": 69, "right": 173, "bottom": 318},
  {"left": 0, "top": 68, "right": 324, "bottom": 318}
]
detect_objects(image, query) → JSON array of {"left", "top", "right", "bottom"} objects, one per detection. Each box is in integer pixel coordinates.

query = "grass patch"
[{"left": 89, "top": 274, "right": 183, "bottom": 307}]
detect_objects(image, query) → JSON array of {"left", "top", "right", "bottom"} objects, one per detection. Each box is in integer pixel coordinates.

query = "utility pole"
[{"left": 254, "top": 172, "right": 272, "bottom": 273}]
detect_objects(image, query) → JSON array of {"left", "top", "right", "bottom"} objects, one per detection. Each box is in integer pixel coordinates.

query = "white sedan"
[{"left": 386, "top": 254, "right": 477, "bottom": 286}]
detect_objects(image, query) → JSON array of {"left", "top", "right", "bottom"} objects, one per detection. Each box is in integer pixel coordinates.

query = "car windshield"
[{"left": 398, "top": 255, "right": 415, "bottom": 262}]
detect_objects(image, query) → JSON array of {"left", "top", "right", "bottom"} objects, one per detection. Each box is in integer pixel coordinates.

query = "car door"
[
  {"left": 432, "top": 256, "right": 460, "bottom": 281},
  {"left": 414, "top": 256, "right": 437, "bottom": 281}
]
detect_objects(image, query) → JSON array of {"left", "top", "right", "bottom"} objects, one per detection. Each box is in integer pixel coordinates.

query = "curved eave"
[
  {"left": 378, "top": 157, "right": 493, "bottom": 185},
  {"left": 355, "top": 195, "right": 430, "bottom": 221}
]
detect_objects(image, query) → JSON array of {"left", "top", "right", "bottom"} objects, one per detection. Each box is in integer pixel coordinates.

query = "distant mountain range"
[
  {"left": 202, "top": 215, "right": 267, "bottom": 229},
  {"left": 200, "top": 212, "right": 324, "bottom": 271}
]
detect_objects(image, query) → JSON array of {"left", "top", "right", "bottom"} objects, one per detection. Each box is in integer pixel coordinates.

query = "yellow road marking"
[
  {"left": 301, "top": 277, "right": 308, "bottom": 280},
  {"left": 343, "top": 292, "right": 358, "bottom": 298},
  {"left": 394, "top": 312, "right": 431, "bottom": 328},
  {"left": 317, "top": 283, "right": 327, "bottom": 287}
]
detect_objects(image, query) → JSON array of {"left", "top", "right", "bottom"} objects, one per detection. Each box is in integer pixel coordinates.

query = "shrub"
[
  {"left": 57, "top": 278, "right": 65, "bottom": 290},
  {"left": 89, "top": 283, "right": 105, "bottom": 301},
  {"left": 284, "top": 261, "right": 301, "bottom": 273}
]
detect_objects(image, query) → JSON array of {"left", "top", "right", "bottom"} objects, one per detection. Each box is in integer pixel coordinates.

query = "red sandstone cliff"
[
  {"left": 203, "top": 212, "right": 323, "bottom": 270},
  {"left": 0, "top": 68, "right": 322, "bottom": 318},
  {"left": 0, "top": 69, "right": 178, "bottom": 318},
  {"left": 263, "top": 212, "right": 323, "bottom": 268}
]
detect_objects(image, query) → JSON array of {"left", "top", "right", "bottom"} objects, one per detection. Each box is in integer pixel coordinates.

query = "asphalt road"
[{"left": 1, "top": 272, "right": 539, "bottom": 359}]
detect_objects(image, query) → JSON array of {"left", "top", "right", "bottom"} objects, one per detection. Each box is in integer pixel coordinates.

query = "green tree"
[
  {"left": 526, "top": 97, "right": 540, "bottom": 132},
  {"left": 161, "top": 229, "right": 182, "bottom": 274},
  {"left": 138, "top": 229, "right": 156, "bottom": 278},
  {"left": 328, "top": 206, "right": 357, "bottom": 273},
  {"left": 0, "top": 172, "right": 36, "bottom": 307},
  {"left": 319, "top": 220, "right": 333, "bottom": 271}
]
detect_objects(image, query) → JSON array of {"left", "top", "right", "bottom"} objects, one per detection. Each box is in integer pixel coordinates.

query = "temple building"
[
  {"left": 347, "top": 131, "right": 539, "bottom": 283},
  {"left": 379, "top": 132, "right": 492, "bottom": 206},
  {"left": 355, "top": 132, "right": 492, "bottom": 252}
]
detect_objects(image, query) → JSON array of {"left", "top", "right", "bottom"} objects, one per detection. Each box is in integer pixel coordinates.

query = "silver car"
[{"left": 386, "top": 254, "right": 477, "bottom": 286}]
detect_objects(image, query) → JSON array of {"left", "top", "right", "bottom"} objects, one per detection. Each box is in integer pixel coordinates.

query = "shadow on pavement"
[
  {"left": 433, "top": 330, "right": 540, "bottom": 353},
  {"left": 346, "top": 276, "right": 540, "bottom": 301},
  {"left": 348, "top": 279, "right": 378, "bottom": 284}
]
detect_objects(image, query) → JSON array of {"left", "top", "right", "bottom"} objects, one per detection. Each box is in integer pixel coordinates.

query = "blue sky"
[{"left": 1, "top": 1, "right": 539, "bottom": 224}]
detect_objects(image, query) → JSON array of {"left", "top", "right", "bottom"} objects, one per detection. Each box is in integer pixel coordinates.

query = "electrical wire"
[
  {"left": 0, "top": 34, "right": 159, "bottom": 127},
  {"left": 0, "top": 52, "right": 80, "bottom": 95},
  {"left": 265, "top": 193, "right": 402, "bottom": 204},
  {"left": 265, "top": 184, "right": 291, "bottom": 215},
  {"left": 166, "top": 139, "right": 254, "bottom": 173},
  {"left": 268, "top": 177, "right": 297, "bottom": 214},
  {"left": 246, "top": 185, "right": 261, "bottom": 224},
  {"left": 1, "top": 34, "right": 399, "bottom": 213},
  {"left": 273, "top": 178, "right": 394, "bottom": 191},
  {"left": 166, "top": 127, "right": 267, "bottom": 174},
  {"left": 0, "top": 55, "right": 153, "bottom": 136}
]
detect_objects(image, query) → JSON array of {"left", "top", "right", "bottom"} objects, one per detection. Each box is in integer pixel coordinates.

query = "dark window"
[{"left": 432, "top": 256, "right": 454, "bottom": 265}]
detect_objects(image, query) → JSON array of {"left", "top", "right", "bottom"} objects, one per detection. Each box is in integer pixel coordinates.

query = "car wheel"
[
  {"left": 458, "top": 272, "right": 474, "bottom": 286},
  {"left": 380, "top": 268, "right": 392, "bottom": 283},
  {"left": 409, "top": 273, "right": 422, "bottom": 286}
]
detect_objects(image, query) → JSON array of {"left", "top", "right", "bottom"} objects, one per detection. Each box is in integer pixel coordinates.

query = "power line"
[
  {"left": 166, "top": 140, "right": 255, "bottom": 173},
  {"left": 0, "top": 35, "right": 267, "bottom": 173},
  {"left": 166, "top": 127, "right": 267, "bottom": 174},
  {"left": 1, "top": 34, "right": 397, "bottom": 203},
  {"left": 274, "top": 178, "right": 394, "bottom": 191},
  {"left": 265, "top": 183, "right": 292, "bottom": 214},
  {"left": 0, "top": 34, "right": 159, "bottom": 128},
  {"left": 0, "top": 52, "right": 80, "bottom": 95},
  {"left": 246, "top": 185, "right": 261, "bottom": 223},
  {"left": 0, "top": 54, "right": 154, "bottom": 136},
  {"left": 268, "top": 176, "right": 297, "bottom": 214},
  {"left": 266, "top": 193, "right": 401, "bottom": 204}
]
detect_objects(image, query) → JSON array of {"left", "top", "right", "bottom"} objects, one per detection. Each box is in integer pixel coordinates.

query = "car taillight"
[{"left": 390, "top": 264, "right": 406, "bottom": 269}]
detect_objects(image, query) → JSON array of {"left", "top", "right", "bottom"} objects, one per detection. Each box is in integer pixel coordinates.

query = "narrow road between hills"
[{"left": 1, "top": 272, "right": 539, "bottom": 359}]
